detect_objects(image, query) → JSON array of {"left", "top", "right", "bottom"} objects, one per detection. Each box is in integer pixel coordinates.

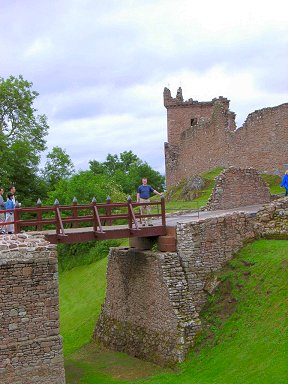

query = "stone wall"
[
  {"left": 94, "top": 210, "right": 257, "bottom": 365},
  {"left": 255, "top": 197, "right": 288, "bottom": 239},
  {"left": 164, "top": 87, "right": 288, "bottom": 187},
  {"left": 176, "top": 212, "right": 256, "bottom": 311},
  {"left": 0, "top": 233, "right": 65, "bottom": 384},
  {"left": 206, "top": 167, "right": 271, "bottom": 211},
  {"left": 94, "top": 248, "right": 201, "bottom": 365}
]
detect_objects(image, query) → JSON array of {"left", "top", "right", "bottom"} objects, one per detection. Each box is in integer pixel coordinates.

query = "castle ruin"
[{"left": 164, "top": 87, "right": 288, "bottom": 187}]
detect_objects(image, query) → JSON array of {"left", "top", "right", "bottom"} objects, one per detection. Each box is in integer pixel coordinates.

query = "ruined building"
[{"left": 164, "top": 87, "right": 288, "bottom": 187}]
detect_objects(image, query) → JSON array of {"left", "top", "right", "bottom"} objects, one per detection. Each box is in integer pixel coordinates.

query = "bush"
[{"left": 57, "top": 239, "right": 122, "bottom": 272}]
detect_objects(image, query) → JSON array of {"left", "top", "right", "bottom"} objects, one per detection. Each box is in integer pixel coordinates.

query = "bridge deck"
[{"left": 39, "top": 223, "right": 166, "bottom": 244}]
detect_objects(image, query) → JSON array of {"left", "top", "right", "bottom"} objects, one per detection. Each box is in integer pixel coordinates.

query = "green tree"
[
  {"left": 88, "top": 159, "right": 106, "bottom": 175},
  {"left": 0, "top": 75, "right": 49, "bottom": 203},
  {"left": 45, "top": 170, "right": 126, "bottom": 206},
  {"left": 89, "top": 150, "right": 165, "bottom": 197},
  {"left": 42, "top": 146, "right": 75, "bottom": 188}
]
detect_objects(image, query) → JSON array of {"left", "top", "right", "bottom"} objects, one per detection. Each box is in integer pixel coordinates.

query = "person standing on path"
[
  {"left": 137, "top": 178, "right": 162, "bottom": 226},
  {"left": 0, "top": 187, "right": 5, "bottom": 234},
  {"left": 280, "top": 170, "right": 288, "bottom": 196}
]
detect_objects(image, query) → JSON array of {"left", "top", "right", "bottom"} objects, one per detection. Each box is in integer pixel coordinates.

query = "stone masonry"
[
  {"left": 95, "top": 198, "right": 288, "bottom": 365},
  {"left": 164, "top": 87, "right": 288, "bottom": 187},
  {"left": 95, "top": 210, "right": 258, "bottom": 365},
  {"left": 94, "top": 248, "right": 201, "bottom": 365},
  {"left": 206, "top": 167, "right": 271, "bottom": 211},
  {"left": 254, "top": 197, "right": 288, "bottom": 239},
  {"left": 0, "top": 233, "right": 65, "bottom": 384}
]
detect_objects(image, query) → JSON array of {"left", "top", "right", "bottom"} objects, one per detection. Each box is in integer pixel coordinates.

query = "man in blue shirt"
[{"left": 137, "top": 178, "right": 162, "bottom": 226}]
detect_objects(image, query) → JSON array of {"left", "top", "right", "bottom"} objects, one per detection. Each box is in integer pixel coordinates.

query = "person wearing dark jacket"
[{"left": 280, "top": 170, "right": 288, "bottom": 196}]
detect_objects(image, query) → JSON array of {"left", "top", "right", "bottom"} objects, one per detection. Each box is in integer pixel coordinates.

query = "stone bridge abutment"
[
  {"left": 0, "top": 234, "right": 65, "bottom": 384},
  {"left": 95, "top": 198, "right": 288, "bottom": 365}
]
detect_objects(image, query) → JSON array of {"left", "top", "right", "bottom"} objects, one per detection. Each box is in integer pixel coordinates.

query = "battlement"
[{"left": 163, "top": 87, "right": 230, "bottom": 109}]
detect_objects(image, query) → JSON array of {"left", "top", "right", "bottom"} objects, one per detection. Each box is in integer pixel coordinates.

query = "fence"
[{"left": 0, "top": 196, "right": 166, "bottom": 238}]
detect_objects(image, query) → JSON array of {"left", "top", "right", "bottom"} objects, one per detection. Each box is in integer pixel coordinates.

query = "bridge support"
[
  {"left": 0, "top": 234, "right": 65, "bottom": 384},
  {"left": 94, "top": 247, "right": 201, "bottom": 366},
  {"left": 129, "top": 227, "right": 177, "bottom": 252}
]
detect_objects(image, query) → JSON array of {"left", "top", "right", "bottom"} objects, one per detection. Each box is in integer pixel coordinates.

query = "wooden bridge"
[{"left": 0, "top": 197, "right": 167, "bottom": 244}]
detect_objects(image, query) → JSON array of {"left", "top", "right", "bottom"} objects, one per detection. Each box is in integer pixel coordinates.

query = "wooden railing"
[{"left": 0, "top": 197, "right": 166, "bottom": 239}]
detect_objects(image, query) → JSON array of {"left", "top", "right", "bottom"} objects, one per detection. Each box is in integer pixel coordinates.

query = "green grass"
[
  {"left": 260, "top": 173, "right": 283, "bottom": 195},
  {"left": 163, "top": 167, "right": 224, "bottom": 212},
  {"left": 61, "top": 239, "right": 288, "bottom": 383},
  {"left": 162, "top": 168, "right": 284, "bottom": 213},
  {"left": 58, "top": 240, "right": 123, "bottom": 272},
  {"left": 59, "top": 257, "right": 108, "bottom": 356}
]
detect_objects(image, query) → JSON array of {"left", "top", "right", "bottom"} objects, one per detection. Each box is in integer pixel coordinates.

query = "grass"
[
  {"left": 161, "top": 167, "right": 224, "bottom": 212},
  {"left": 61, "top": 239, "right": 288, "bottom": 383},
  {"left": 260, "top": 173, "right": 283, "bottom": 195},
  {"left": 58, "top": 239, "right": 124, "bottom": 272},
  {"left": 59, "top": 257, "right": 108, "bottom": 356},
  {"left": 161, "top": 169, "right": 284, "bottom": 213}
]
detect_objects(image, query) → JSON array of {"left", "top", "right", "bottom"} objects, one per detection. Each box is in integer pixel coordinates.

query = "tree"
[
  {"left": 88, "top": 159, "right": 106, "bottom": 175},
  {"left": 42, "top": 146, "right": 75, "bottom": 188},
  {"left": 89, "top": 150, "right": 165, "bottom": 197},
  {"left": 0, "top": 75, "right": 49, "bottom": 203},
  {"left": 45, "top": 170, "right": 126, "bottom": 206}
]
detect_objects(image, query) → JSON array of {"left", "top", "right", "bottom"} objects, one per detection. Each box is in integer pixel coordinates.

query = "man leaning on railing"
[{"left": 137, "top": 178, "right": 163, "bottom": 227}]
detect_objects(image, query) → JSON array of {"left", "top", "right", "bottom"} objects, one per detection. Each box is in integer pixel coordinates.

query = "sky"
[{"left": 1, "top": 0, "right": 287, "bottom": 174}]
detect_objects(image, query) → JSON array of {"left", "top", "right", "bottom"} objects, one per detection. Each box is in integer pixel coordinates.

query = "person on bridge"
[
  {"left": 137, "top": 178, "right": 162, "bottom": 226},
  {"left": 280, "top": 170, "right": 288, "bottom": 196},
  {"left": 0, "top": 187, "right": 5, "bottom": 234},
  {"left": 5, "top": 192, "right": 15, "bottom": 234}
]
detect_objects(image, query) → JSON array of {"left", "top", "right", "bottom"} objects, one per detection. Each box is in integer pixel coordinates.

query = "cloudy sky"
[{"left": 1, "top": 0, "right": 287, "bottom": 174}]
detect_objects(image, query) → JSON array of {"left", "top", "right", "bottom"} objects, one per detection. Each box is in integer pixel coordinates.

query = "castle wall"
[
  {"left": 0, "top": 234, "right": 65, "bottom": 384},
  {"left": 227, "top": 105, "right": 288, "bottom": 172},
  {"left": 205, "top": 167, "right": 271, "bottom": 210},
  {"left": 164, "top": 88, "right": 288, "bottom": 187}
]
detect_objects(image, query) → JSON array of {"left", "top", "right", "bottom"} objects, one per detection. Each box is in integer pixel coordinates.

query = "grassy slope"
[
  {"left": 163, "top": 167, "right": 224, "bottom": 212},
  {"left": 261, "top": 174, "right": 282, "bottom": 195},
  {"left": 163, "top": 169, "right": 283, "bottom": 212},
  {"left": 61, "top": 240, "right": 288, "bottom": 384},
  {"left": 59, "top": 257, "right": 108, "bottom": 356}
]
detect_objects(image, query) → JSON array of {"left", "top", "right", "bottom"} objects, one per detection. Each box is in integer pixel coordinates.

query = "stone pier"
[
  {"left": 0, "top": 233, "right": 65, "bottom": 384},
  {"left": 94, "top": 209, "right": 258, "bottom": 365},
  {"left": 95, "top": 198, "right": 288, "bottom": 366}
]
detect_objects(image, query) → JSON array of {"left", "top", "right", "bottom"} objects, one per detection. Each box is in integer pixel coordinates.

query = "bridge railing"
[{"left": 0, "top": 196, "right": 166, "bottom": 236}]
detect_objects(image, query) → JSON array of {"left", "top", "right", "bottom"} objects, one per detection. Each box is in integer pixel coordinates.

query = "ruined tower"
[{"left": 164, "top": 87, "right": 288, "bottom": 188}]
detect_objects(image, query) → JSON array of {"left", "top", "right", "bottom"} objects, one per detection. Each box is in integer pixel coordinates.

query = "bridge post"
[
  {"left": 127, "top": 196, "right": 133, "bottom": 229},
  {"left": 161, "top": 195, "right": 166, "bottom": 226},
  {"left": 72, "top": 197, "right": 78, "bottom": 228},
  {"left": 14, "top": 203, "right": 21, "bottom": 234},
  {"left": 36, "top": 198, "right": 43, "bottom": 231},
  {"left": 106, "top": 196, "right": 112, "bottom": 226},
  {"left": 54, "top": 199, "right": 61, "bottom": 235}
]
